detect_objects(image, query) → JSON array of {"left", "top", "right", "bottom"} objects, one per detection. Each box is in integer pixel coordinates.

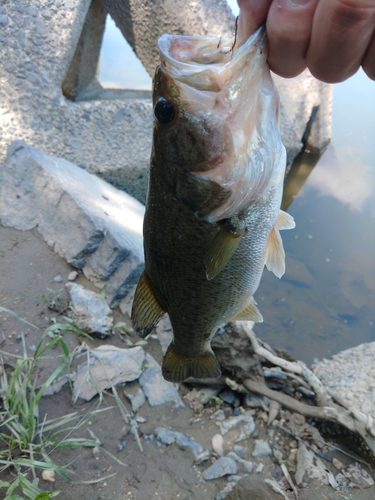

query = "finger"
[
  {"left": 307, "top": 0, "right": 375, "bottom": 83},
  {"left": 237, "top": 0, "right": 273, "bottom": 47},
  {"left": 266, "top": 0, "right": 320, "bottom": 78},
  {"left": 362, "top": 31, "right": 375, "bottom": 80}
]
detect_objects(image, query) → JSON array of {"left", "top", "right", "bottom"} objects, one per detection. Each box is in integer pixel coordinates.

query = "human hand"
[{"left": 237, "top": 0, "right": 375, "bottom": 83}]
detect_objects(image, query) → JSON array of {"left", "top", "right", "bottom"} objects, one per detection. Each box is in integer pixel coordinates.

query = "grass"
[{"left": 0, "top": 305, "right": 130, "bottom": 499}]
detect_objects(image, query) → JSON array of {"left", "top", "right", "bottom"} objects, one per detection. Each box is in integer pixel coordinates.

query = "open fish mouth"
[{"left": 158, "top": 27, "right": 267, "bottom": 93}]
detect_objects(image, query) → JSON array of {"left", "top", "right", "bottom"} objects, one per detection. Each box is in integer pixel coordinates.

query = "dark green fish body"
[{"left": 131, "top": 28, "right": 294, "bottom": 382}]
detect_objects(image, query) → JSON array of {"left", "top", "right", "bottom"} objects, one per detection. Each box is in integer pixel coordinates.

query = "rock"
[
  {"left": 243, "top": 394, "right": 264, "bottom": 409},
  {"left": 73, "top": 345, "right": 145, "bottom": 401},
  {"left": 135, "top": 415, "right": 146, "bottom": 423},
  {"left": 42, "top": 373, "right": 75, "bottom": 396},
  {"left": 252, "top": 440, "right": 272, "bottom": 458},
  {"left": 68, "top": 271, "right": 79, "bottom": 281},
  {"left": 212, "top": 434, "right": 225, "bottom": 457},
  {"left": 139, "top": 354, "right": 184, "bottom": 408},
  {"left": 210, "top": 410, "right": 226, "bottom": 421},
  {"left": 272, "top": 446, "right": 284, "bottom": 463},
  {"left": 332, "top": 458, "right": 345, "bottom": 471},
  {"left": 53, "top": 275, "right": 63, "bottom": 283},
  {"left": 0, "top": 142, "right": 145, "bottom": 314},
  {"left": 66, "top": 283, "right": 113, "bottom": 336},
  {"left": 227, "top": 452, "right": 253, "bottom": 473},
  {"left": 124, "top": 386, "right": 146, "bottom": 413},
  {"left": 295, "top": 441, "right": 335, "bottom": 487},
  {"left": 342, "top": 462, "right": 374, "bottom": 489},
  {"left": 217, "top": 414, "right": 255, "bottom": 442},
  {"left": 219, "top": 389, "right": 240, "bottom": 406},
  {"left": 155, "top": 427, "right": 210, "bottom": 464},
  {"left": 215, "top": 483, "right": 236, "bottom": 500},
  {"left": 41, "top": 469, "right": 56, "bottom": 483},
  {"left": 202, "top": 457, "right": 238, "bottom": 480},
  {"left": 255, "top": 463, "right": 264, "bottom": 474}
]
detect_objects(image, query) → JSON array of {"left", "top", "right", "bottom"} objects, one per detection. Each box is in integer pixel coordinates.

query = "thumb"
[{"left": 237, "top": 0, "right": 272, "bottom": 47}]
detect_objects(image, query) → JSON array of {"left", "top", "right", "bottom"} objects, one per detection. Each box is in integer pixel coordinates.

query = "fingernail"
[{"left": 289, "top": 0, "right": 312, "bottom": 6}]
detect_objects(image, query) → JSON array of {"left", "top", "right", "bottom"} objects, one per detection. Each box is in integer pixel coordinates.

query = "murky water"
[{"left": 255, "top": 71, "right": 375, "bottom": 364}]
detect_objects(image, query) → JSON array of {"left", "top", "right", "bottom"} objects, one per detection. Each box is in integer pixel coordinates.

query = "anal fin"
[
  {"left": 131, "top": 271, "right": 165, "bottom": 338},
  {"left": 204, "top": 218, "right": 245, "bottom": 280},
  {"left": 229, "top": 297, "right": 263, "bottom": 323},
  {"left": 162, "top": 344, "right": 221, "bottom": 383}
]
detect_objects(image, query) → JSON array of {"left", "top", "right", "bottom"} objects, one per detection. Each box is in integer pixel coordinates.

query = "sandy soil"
[{"left": 0, "top": 225, "right": 374, "bottom": 500}]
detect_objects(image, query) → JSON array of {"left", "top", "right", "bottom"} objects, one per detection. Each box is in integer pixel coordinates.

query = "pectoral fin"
[
  {"left": 229, "top": 297, "right": 263, "bottom": 323},
  {"left": 265, "top": 226, "right": 285, "bottom": 278},
  {"left": 265, "top": 210, "right": 295, "bottom": 279},
  {"left": 204, "top": 218, "right": 246, "bottom": 280},
  {"left": 131, "top": 271, "right": 165, "bottom": 338}
]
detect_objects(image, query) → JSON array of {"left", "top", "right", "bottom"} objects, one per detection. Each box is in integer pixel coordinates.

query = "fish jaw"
[{"left": 156, "top": 27, "right": 285, "bottom": 222}]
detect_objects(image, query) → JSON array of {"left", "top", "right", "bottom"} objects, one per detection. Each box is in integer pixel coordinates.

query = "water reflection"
[
  {"left": 255, "top": 71, "right": 375, "bottom": 365},
  {"left": 307, "top": 145, "right": 374, "bottom": 213}
]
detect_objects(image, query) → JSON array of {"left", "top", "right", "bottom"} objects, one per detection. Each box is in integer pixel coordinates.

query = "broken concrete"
[
  {"left": 0, "top": 141, "right": 144, "bottom": 313},
  {"left": 124, "top": 385, "right": 146, "bottom": 413},
  {"left": 73, "top": 345, "right": 145, "bottom": 401},
  {"left": 66, "top": 282, "right": 113, "bottom": 336},
  {"left": 139, "top": 354, "right": 185, "bottom": 408},
  {"left": 217, "top": 414, "right": 256, "bottom": 443},
  {"left": 202, "top": 457, "right": 238, "bottom": 480},
  {"left": 155, "top": 427, "right": 210, "bottom": 464}
]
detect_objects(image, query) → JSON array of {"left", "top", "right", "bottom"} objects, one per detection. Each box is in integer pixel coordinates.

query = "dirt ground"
[{"left": 0, "top": 224, "right": 374, "bottom": 500}]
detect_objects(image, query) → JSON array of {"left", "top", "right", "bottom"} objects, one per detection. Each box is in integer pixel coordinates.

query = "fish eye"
[{"left": 154, "top": 98, "right": 176, "bottom": 125}]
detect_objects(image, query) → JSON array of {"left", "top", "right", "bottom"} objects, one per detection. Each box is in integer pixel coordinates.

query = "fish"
[{"left": 131, "top": 27, "right": 295, "bottom": 383}]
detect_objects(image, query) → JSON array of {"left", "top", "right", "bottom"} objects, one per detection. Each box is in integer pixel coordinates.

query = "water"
[
  {"left": 255, "top": 70, "right": 375, "bottom": 364},
  {"left": 98, "top": 5, "right": 375, "bottom": 366}
]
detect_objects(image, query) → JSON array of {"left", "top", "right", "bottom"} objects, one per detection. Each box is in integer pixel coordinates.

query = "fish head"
[
  {"left": 152, "top": 61, "right": 232, "bottom": 176},
  {"left": 152, "top": 27, "right": 286, "bottom": 222}
]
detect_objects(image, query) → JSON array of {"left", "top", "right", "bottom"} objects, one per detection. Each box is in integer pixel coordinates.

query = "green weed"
[{"left": 0, "top": 306, "right": 124, "bottom": 499}]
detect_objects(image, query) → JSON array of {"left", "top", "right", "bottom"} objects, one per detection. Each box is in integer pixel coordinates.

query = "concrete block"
[
  {"left": 0, "top": 141, "right": 144, "bottom": 312},
  {"left": 0, "top": 0, "right": 331, "bottom": 207}
]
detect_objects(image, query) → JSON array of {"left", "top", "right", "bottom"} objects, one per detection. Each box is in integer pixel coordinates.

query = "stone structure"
[
  {"left": 0, "top": 0, "right": 332, "bottom": 206},
  {"left": 0, "top": 141, "right": 145, "bottom": 314},
  {"left": 313, "top": 342, "right": 375, "bottom": 421}
]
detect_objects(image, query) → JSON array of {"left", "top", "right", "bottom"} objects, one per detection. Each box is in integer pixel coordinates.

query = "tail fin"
[{"left": 162, "top": 344, "right": 221, "bottom": 383}]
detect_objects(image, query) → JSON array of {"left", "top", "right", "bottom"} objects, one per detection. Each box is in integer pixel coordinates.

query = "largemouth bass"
[{"left": 131, "top": 27, "right": 295, "bottom": 383}]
